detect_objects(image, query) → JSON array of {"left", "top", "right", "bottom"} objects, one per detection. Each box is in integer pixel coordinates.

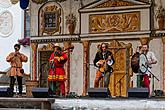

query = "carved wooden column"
[
  {"left": 162, "top": 37, "right": 165, "bottom": 93},
  {"left": 82, "top": 40, "right": 90, "bottom": 96},
  {"left": 126, "top": 43, "right": 133, "bottom": 87},
  {"left": 63, "top": 41, "right": 71, "bottom": 94},
  {"left": 31, "top": 43, "right": 38, "bottom": 80}
]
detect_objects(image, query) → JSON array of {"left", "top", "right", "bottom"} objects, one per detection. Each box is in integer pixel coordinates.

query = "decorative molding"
[
  {"left": 63, "top": 41, "right": 71, "bottom": 49},
  {"left": 31, "top": 35, "right": 80, "bottom": 43},
  {"left": 0, "top": 0, "right": 12, "bottom": 8},
  {"left": 89, "top": 12, "right": 140, "bottom": 33},
  {"left": 151, "top": 30, "right": 165, "bottom": 38},
  {"left": 39, "top": 2, "right": 61, "bottom": 36},
  {"left": 38, "top": 43, "right": 54, "bottom": 51},
  {"left": 82, "top": 40, "right": 90, "bottom": 49},
  {"left": 31, "top": 37, "right": 80, "bottom": 43},
  {"left": 79, "top": 0, "right": 150, "bottom": 13},
  {"left": 10, "top": 0, "right": 19, "bottom": 5},
  {"left": 31, "top": 43, "right": 38, "bottom": 51},
  {"left": 139, "top": 37, "right": 151, "bottom": 45},
  {"left": 0, "top": 10, "right": 13, "bottom": 37},
  {"left": 162, "top": 37, "right": 165, "bottom": 44},
  {"left": 94, "top": 0, "right": 134, "bottom": 8}
]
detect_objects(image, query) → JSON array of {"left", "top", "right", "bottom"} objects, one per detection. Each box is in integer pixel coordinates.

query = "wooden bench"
[{"left": 0, "top": 97, "right": 55, "bottom": 110}]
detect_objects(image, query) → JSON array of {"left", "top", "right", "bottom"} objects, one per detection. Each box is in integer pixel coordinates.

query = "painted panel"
[{"left": 89, "top": 12, "right": 140, "bottom": 33}]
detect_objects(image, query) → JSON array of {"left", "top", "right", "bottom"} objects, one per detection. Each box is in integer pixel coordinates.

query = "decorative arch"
[{"left": 38, "top": 1, "right": 63, "bottom": 36}]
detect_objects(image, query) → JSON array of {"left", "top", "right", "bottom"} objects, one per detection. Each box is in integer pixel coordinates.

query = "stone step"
[
  {"left": 0, "top": 108, "right": 42, "bottom": 110},
  {"left": 52, "top": 98, "right": 165, "bottom": 110}
]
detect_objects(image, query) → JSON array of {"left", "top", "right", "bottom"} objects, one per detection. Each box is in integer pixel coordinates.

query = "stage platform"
[
  {"left": 0, "top": 97, "right": 55, "bottom": 109},
  {"left": 0, "top": 97, "right": 165, "bottom": 109},
  {"left": 52, "top": 97, "right": 165, "bottom": 110}
]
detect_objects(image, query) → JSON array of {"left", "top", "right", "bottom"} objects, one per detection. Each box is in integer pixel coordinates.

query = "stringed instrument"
[
  {"left": 99, "top": 60, "right": 108, "bottom": 73},
  {"left": 62, "top": 45, "right": 74, "bottom": 53},
  {"left": 97, "top": 47, "right": 120, "bottom": 73},
  {"left": 54, "top": 45, "right": 74, "bottom": 56},
  {"left": 99, "top": 58, "right": 113, "bottom": 73},
  {"left": 49, "top": 45, "right": 74, "bottom": 64}
]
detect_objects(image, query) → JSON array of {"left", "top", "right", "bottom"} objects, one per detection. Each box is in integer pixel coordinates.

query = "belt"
[
  {"left": 11, "top": 66, "right": 22, "bottom": 68},
  {"left": 54, "top": 66, "right": 64, "bottom": 68},
  {"left": 51, "top": 66, "right": 64, "bottom": 68}
]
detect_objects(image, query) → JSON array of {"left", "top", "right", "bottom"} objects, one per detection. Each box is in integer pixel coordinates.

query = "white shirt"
[
  {"left": 145, "top": 51, "right": 157, "bottom": 75},
  {"left": 146, "top": 51, "right": 157, "bottom": 68}
]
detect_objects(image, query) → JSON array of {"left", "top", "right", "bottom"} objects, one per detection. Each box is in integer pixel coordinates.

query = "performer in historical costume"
[
  {"left": 6, "top": 44, "right": 28, "bottom": 97},
  {"left": 141, "top": 44, "right": 157, "bottom": 96},
  {"left": 48, "top": 43, "right": 68, "bottom": 96},
  {"left": 93, "top": 43, "right": 115, "bottom": 88}
]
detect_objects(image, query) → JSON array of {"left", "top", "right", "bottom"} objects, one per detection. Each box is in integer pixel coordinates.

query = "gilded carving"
[
  {"left": 140, "top": 37, "right": 151, "bottom": 45},
  {"left": 162, "top": 37, "right": 165, "bottom": 44},
  {"left": 82, "top": 40, "right": 90, "bottom": 50},
  {"left": 38, "top": 43, "right": 54, "bottom": 51},
  {"left": 108, "top": 40, "right": 132, "bottom": 96},
  {"left": 95, "top": 0, "right": 134, "bottom": 8},
  {"left": 39, "top": 3, "right": 61, "bottom": 35},
  {"left": 63, "top": 41, "right": 71, "bottom": 49},
  {"left": 89, "top": 12, "right": 140, "bottom": 33},
  {"left": 31, "top": 43, "right": 38, "bottom": 51}
]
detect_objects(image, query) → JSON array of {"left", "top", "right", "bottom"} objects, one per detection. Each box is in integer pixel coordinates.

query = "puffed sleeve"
[
  {"left": 60, "top": 53, "right": 68, "bottom": 61},
  {"left": 20, "top": 53, "right": 28, "bottom": 62},
  {"left": 49, "top": 53, "right": 54, "bottom": 61},
  {"left": 6, "top": 53, "right": 15, "bottom": 62},
  {"left": 93, "top": 52, "right": 100, "bottom": 67}
]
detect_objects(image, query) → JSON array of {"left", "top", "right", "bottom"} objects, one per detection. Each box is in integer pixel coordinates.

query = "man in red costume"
[{"left": 48, "top": 43, "right": 68, "bottom": 96}]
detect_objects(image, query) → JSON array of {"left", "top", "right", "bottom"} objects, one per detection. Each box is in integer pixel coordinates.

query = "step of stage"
[
  {"left": 52, "top": 97, "right": 165, "bottom": 110},
  {"left": 0, "top": 97, "right": 55, "bottom": 109}
]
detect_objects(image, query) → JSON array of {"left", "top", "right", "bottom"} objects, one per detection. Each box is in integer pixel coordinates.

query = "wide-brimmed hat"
[
  {"left": 54, "top": 43, "right": 60, "bottom": 47},
  {"left": 53, "top": 43, "right": 62, "bottom": 51}
]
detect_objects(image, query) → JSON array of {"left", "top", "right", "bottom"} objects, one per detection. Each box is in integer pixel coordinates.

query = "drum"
[
  {"left": 131, "top": 53, "right": 148, "bottom": 74},
  {"left": 139, "top": 53, "right": 148, "bottom": 74},
  {"left": 131, "top": 52, "right": 140, "bottom": 73}
]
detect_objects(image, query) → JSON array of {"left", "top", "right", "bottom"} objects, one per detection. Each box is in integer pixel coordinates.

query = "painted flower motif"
[
  {"left": 65, "top": 13, "right": 77, "bottom": 26},
  {"left": 155, "top": 6, "right": 165, "bottom": 20}
]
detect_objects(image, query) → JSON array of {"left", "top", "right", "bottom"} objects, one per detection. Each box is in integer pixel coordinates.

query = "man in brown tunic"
[{"left": 6, "top": 44, "right": 28, "bottom": 96}]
